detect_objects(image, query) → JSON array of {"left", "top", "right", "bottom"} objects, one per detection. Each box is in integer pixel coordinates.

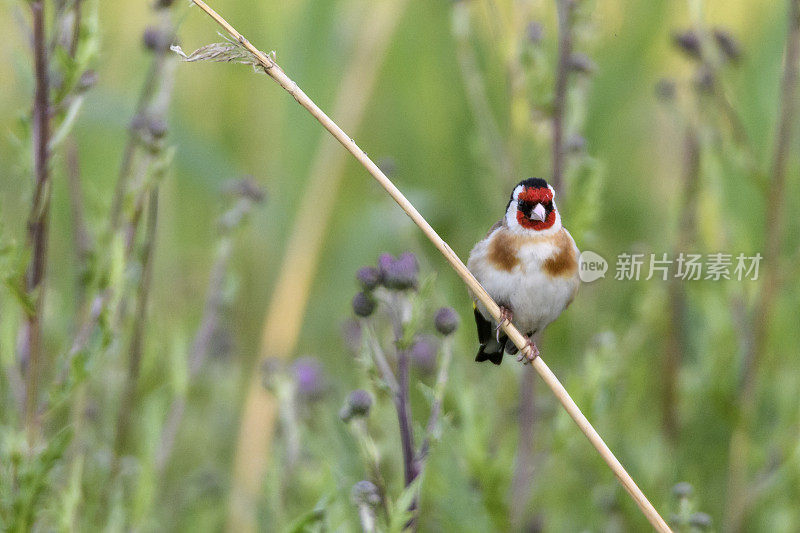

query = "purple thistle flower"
[
  {"left": 379, "top": 252, "right": 419, "bottom": 290},
  {"left": 292, "top": 357, "right": 325, "bottom": 400},
  {"left": 356, "top": 266, "right": 381, "bottom": 291}
]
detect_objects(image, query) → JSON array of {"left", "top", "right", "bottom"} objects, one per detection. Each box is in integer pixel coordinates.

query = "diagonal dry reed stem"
[{"left": 187, "top": 2, "right": 672, "bottom": 530}]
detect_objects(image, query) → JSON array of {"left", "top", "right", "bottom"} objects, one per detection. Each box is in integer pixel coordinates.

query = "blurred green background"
[{"left": 1, "top": 0, "right": 799, "bottom": 531}]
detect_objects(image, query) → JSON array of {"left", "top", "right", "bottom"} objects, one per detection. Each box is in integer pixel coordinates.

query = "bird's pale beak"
[{"left": 530, "top": 203, "right": 547, "bottom": 222}]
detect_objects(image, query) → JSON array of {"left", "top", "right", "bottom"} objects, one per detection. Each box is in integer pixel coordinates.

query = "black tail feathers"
[{"left": 475, "top": 344, "right": 503, "bottom": 365}]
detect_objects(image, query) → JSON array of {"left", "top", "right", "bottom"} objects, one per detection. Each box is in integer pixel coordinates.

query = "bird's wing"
[
  {"left": 473, "top": 302, "right": 494, "bottom": 345},
  {"left": 483, "top": 218, "right": 505, "bottom": 239}
]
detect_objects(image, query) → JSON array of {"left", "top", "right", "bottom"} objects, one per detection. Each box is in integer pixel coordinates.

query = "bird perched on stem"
[{"left": 467, "top": 178, "right": 580, "bottom": 365}]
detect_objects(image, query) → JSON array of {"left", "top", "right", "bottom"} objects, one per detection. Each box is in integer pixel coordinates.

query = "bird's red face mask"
[{"left": 516, "top": 187, "right": 556, "bottom": 231}]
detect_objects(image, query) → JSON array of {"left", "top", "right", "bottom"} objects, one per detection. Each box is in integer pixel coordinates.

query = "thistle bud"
[
  {"left": 673, "top": 29, "right": 701, "bottom": 59},
  {"left": 352, "top": 292, "right": 376, "bottom": 317},
  {"left": 654, "top": 78, "right": 676, "bottom": 101},
  {"left": 569, "top": 53, "right": 596, "bottom": 74},
  {"left": 689, "top": 512, "right": 712, "bottom": 530},
  {"left": 434, "top": 307, "right": 460, "bottom": 335},
  {"left": 78, "top": 70, "right": 98, "bottom": 92},
  {"left": 343, "top": 389, "right": 372, "bottom": 420},
  {"left": 410, "top": 335, "right": 438, "bottom": 375},
  {"left": 713, "top": 28, "right": 741, "bottom": 62},
  {"left": 693, "top": 66, "right": 715, "bottom": 93},
  {"left": 672, "top": 482, "right": 693, "bottom": 499},
  {"left": 148, "top": 117, "right": 168, "bottom": 139},
  {"left": 566, "top": 134, "right": 587, "bottom": 153},
  {"left": 351, "top": 480, "right": 381, "bottom": 508},
  {"left": 143, "top": 26, "right": 170, "bottom": 53},
  {"left": 526, "top": 21, "right": 544, "bottom": 44},
  {"left": 356, "top": 266, "right": 381, "bottom": 291}
]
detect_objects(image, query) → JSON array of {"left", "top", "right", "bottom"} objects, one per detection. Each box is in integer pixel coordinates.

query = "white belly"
[{"left": 468, "top": 236, "right": 579, "bottom": 336}]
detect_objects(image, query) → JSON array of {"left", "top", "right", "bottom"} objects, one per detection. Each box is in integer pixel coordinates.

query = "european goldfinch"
[{"left": 467, "top": 178, "right": 580, "bottom": 365}]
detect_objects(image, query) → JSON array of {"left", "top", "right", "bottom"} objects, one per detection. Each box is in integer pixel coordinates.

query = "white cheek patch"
[{"left": 505, "top": 199, "right": 521, "bottom": 230}]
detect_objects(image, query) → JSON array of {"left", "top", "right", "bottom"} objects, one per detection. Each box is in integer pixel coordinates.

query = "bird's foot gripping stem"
[
  {"left": 495, "top": 306, "right": 513, "bottom": 342},
  {"left": 516, "top": 338, "right": 540, "bottom": 364}
]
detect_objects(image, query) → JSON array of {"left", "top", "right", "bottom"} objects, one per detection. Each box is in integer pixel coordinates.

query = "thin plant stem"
[
  {"left": 109, "top": 16, "right": 176, "bottom": 232},
  {"left": 65, "top": 138, "right": 93, "bottom": 311},
  {"left": 724, "top": 1, "right": 800, "bottom": 530},
  {"left": 452, "top": 2, "right": 513, "bottom": 188},
  {"left": 226, "top": 2, "right": 409, "bottom": 529},
  {"left": 395, "top": 348, "right": 416, "bottom": 487},
  {"left": 551, "top": 0, "right": 575, "bottom": 192},
  {"left": 22, "top": 0, "right": 52, "bottom": 440},
  {"left": 509, "top": 368, "right": 537, "bottom": 529},
  {"left": 417, "top": 335, "right": 454, "bottom": 464},
  {"left": 186, "top": 2, "right": 672, "bottom": 530},
  {"left": 364, "top": 322, "right": 400, "bottom": 395},
  {"left": 154, "top": 184, "right": 267, "bottom": 474},
  {"left": 113, "top": 188, "right": 159, "bottom": 459},
  {"left": 663, "top": 126, "right": 700, "bottom": 443},
  {"left": 155, "top": 236, "right": 233, "bottom": 473}
]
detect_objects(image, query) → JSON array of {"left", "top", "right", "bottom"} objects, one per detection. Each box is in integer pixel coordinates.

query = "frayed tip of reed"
[{"left": 171, "top": 34, "right": 274, "bottom": 72}]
